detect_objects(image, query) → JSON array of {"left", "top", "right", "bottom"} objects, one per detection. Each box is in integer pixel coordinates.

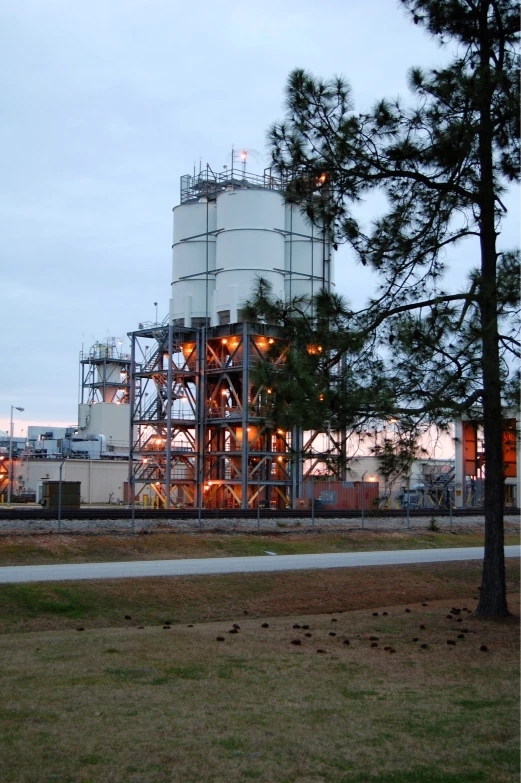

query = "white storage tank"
[
  {"left": 170, "top": 162, "right": 335, "bottom": 326},
  {"left": 170, "top": 199, "right": 217, "bottom": 327},
  {"left": 284, "top": 204, "right": 328, "bottom": 303},
  {"left": 213, "top": 188, "right": 286, "bottom": 325}
]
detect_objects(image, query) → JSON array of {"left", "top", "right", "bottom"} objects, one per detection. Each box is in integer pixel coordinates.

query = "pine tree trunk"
[{"left": 475, "top": 0, "right": 509, "bottom": 618}]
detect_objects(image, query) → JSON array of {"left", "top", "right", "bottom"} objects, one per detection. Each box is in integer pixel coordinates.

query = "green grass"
[
  {"left": 0, "top": 598, "right": 518, "bottom": 783},
  {"left": 0, "top": 528, "right": 518, "bottom": 567},
  {"left": 0, "top": 559, "right": 518, "bottom": 635}
]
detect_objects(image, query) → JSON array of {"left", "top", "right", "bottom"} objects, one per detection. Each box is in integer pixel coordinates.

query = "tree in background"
[{"left": 251, "top": 0, "right": 519, "bottom": 616}]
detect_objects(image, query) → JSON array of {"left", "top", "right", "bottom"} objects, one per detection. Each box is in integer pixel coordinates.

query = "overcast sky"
[{"left": 1, "top": 0, "right": 518, "bottom": 436}]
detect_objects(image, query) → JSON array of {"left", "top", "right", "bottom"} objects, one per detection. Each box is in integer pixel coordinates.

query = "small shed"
[{"left": 41, "top": 481, "right": 81, "bottom": 510}]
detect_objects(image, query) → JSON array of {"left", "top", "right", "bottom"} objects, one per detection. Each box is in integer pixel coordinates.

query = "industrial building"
[
  {"left": 127, "top": 159, "right": 343, "bottom": 510},
  {"left": 2, "top": 153, "right": 519, "bottom": 511}
]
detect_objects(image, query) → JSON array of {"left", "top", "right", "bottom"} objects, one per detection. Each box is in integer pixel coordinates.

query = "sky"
[{"left": 1, "top": 0, "right": 518, "bottom": 437}]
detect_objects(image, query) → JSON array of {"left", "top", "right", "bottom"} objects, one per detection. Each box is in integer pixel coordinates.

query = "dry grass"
[
  {"left": 0, "top": 591, "right": 518, "bottom": 782},
  {"left": 0, "top": 528, "right": 519, "bottom": 567},
  {"left": 0, "top": 559, "right": 519, "bottom": 635}
]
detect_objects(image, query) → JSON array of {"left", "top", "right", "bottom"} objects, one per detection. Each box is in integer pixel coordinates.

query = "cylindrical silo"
[
  {"left": 170, "top": 199, "right": 217, "bottom": 327},
  {"left": 213, "top": 189, "right": 285, "bottom": 325},
  {"left": 284, "top": 205, "right": 331, "bottom": 303}
]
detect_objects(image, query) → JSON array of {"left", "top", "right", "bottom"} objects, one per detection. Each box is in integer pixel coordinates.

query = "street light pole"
[{"left": 7, "top": 405, "right": 24, "bottom": 506}]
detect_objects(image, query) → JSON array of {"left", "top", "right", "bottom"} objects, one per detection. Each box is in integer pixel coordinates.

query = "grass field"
[
  {"left": 0, "top": 528, "right": 519, "bottom": 567},
  {"left": 0, "top": 558, "right": 519, "bottom": 782}
]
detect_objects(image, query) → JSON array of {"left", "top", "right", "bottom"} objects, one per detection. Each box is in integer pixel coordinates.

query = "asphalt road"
[{"left": 0, "top": 546, "right": 519, "bottom": 584}]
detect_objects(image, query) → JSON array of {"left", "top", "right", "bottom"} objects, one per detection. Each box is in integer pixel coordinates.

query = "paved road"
[{"left": 0, "top": 546, "right": 519, "bottom": 584}]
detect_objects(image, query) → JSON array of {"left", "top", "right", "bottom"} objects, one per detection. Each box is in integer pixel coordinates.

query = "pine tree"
[{"left": 256, "top": 0, "right": 519, "bottom": 616}]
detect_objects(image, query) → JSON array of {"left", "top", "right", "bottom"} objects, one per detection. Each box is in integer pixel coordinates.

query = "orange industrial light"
[
  {"left": 268, "top": 338, "right": 274, "bottom": 345},
  {"left": 221, "top": 388, "right": 228, "bottom": 395},
  {"left": 266, "top": 388, "right": 272, "bottom": 394},
  {"left": 222, "top": 338, "right": 227, "bottom": 345},
  {"left": 319, "top": 393, "right": 325, "bottom": 401}
]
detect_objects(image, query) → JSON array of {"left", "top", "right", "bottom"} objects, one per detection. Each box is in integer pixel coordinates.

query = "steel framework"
[
  {"left": 128, "top": 321, "right": 308, "bottom": 510},
  {"left": 80, "top": 339, "right": 130, "bottom": 405}
]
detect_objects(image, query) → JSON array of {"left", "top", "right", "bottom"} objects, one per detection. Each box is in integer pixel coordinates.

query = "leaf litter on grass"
[{"left": 0, "top": 590, "right": 518, "bottom": 783}]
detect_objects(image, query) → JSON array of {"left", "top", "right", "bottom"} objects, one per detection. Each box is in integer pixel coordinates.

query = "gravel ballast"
[{"left": 0, "top": 514, "right": 518, "bottom": 535}]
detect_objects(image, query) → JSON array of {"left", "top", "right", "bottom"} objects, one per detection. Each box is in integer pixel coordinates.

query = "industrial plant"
[{"left": 1, "top": 152, "right": 519, "bottom": 511}]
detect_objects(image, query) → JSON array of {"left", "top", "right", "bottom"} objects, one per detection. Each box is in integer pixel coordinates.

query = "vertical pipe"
[
  {"left": 165, "top": 322, "right": 173, "bottom": 509},
  {"left": 196, "top": 326, "right": 206, "bottom": 530},
  {"left": 205, "top": 175, "right": 209, "bottom": 326},
  {"left": 241, "top": 323, "right": 250, "bottom": 510},
  {"left": 289, "top": 206, "right": 293, "bottom": 302},
  {"left": 322, "top": 228, "right": 326, "bottom": 289},
  {"left": 310, "top": 223, "right": 314, "bottom": 320}
]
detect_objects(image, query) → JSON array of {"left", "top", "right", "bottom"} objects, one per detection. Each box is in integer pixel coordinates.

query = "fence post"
[
  {"left": 131, "top": 475, "right": 135, "bottom": 534},
  {"left": 57, "top": 460, "right": 65, "bottom": 533},
  {"left": 361, "top": 471, "right": 367, "bottom": 530},
  {"left": 311, "top": 479, "right": 315, "bottom": 530}
]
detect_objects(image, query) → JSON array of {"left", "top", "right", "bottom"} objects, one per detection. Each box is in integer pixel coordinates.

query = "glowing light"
[
  {"left": 319, "top": 393, "right": 324, "bottom": 401},
  {"left": 247, "top": 427, "right": 251, "bottom": 432},
  {"left": 142, "top": 458, "right": 148, "bottom": 463},
  {"left": 277, "top": 429, "right": 284, "bottom": 435},
  {"left": 221, "top": 389, "right": 228, "bottom": 395},
  {"left": 266, "top": 388, "right": 272, "bottom": 395},
  {"left": 240, "top": 150, "right": 247, "bottom": 162},
  {"left": 268, "top": 338, "right": 274, "bottom": 345},
  {"left": 222, "top": 339, "right": 227, "bottom": 345},
  {"left": 277, "top": 456, "right": 284, "bottom": 462}
]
